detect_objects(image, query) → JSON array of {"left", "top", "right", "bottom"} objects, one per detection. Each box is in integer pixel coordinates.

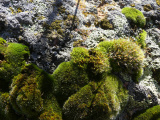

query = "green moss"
[
  {"left": 0, "top": 37, "right": 6, "bottom": 45},
  {"left": 98, "top": 39, "right": 144, "bottom": 82},
  {"left": 50, "top": 20, "right": 62, "bottom": 30},
  {"left": 63, "top": 74, "right": 128, "bottom": 120},
  {"left": 0, "top": 93, "right": 20, "bottom": 120},
  {"left": 133, "top": 105, "right": 160, "bottom": 120},
  {"left": 0, "top": 42, "right": 30, "bottom": 92},
  {"left": 122, "top": 7, "right": 146, "bottom": 28},
  {"left": 136, "top": 30, "right": 147, "bottom": 49},
  {"left": 39, "top": 96, "right": 62, "bottom": 120},
  {"left": 52, "top": 61, "right": 90, "bottom": 105},
  {"left": 71, "top": 47, "right": 110, "bottom": 79},
  {"left": 73, "top": 40, "right": 85, "bottom": 47},
  {"left": 143, "top": 4, "right": 153, "bottom": 11},
  {"left": 10, "top": 63, "right": 55, "bottom": 118}
]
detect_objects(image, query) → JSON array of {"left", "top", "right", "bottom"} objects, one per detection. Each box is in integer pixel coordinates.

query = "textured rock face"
[{"left": 0, "top": 0, "right": 160, "bottom": 119}]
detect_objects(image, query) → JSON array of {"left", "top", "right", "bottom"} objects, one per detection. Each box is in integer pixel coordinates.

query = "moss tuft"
[
  {"left": 122, "top": 7, "right": 146, "bottom": 28},
  {"left": 136, "top": 30, "right": 147, "bottom": 49},
  {"left": 143, "top": 4, "right": 153, "bottom": 11},
  {"left": 98, "top": 39, "right": 144, "bottom": 82}
]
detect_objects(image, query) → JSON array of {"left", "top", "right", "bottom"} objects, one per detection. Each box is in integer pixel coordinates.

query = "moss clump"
[
  {"left": 0, "top": 37, "right": 6, "bottom": 45},
  {"left": 71, "top": 47, "right": 110, "bottom": 77},
  {"left": 0, "top": 41, "right": 30, "bottom": 92},
  {"left": 136, "top": 30, "right": 147, "bottom": 49},
  {"left": 98, "top": 39, "right": 144, "bottom": 82},
  {"left": 143, "top": 4, "right": 153, "bottom": 11},
  {"left": 52, "top": 61, "right": 90, "bottom": 105},
  {"left": 73, "top": 40, "right": 85, "bottom": 47},
  {"left": 156, "top": 0, "right": 160, "bottom": 6},
  {"left": 94, "top": 17, "right": 114, "bottom": 30},
  {"left": 63, "top": 74, "right": 128, "bottom": 120},
  {"left": 133, "top": 105, "right": 160, "bottom": 120},
  {"left": 10, "top": 63, "right": 56, "bottom": 118},
  {"left": 122, "top": 7, "right": 146, "bottom": 28}
]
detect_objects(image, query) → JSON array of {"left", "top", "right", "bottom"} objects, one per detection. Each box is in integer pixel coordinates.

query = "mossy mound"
[
  {"left": 133, "top": 105, "right": 160, "bottom": 120},
  {"left": 156, "top": 0, "right": 160, "bottom": 6},
  {"left": 52, "top": 61, "right": 90, "bottom": 105},
  {"left": 136, "top": 30, "right": 147, "bottom": 49},
  {"left": 0, "top": 39, "right": 30, "bottom": 92},
  {"left": 122, "top": 7, "right": 146, "bottom": 28},
  {"left": 9, "top": 63, "right": 61, "bottom": 119},
  {"left": 63, "top": 74, "right": 128, "bottom": 120},
  {"left": 98, "top": 39, "right": 144, "bottom": 82}
]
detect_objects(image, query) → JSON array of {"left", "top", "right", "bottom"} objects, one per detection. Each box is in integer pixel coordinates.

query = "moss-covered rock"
[
  {"left": 98, "top": 39, "right": 144, "bottom": 82},
  {"left": 133, "top": 105, "right": 160, "bottom": 120},
  {"left": 63, "top": 74, "right": 128, "bottom": 120},
  {"left": 0, "top": 39, "right": 30, "bottom": 92},
  {"left": 52, "top": 61, "right": 90, "bottom": 105},
  {"left": 156, "top": 0, "right": 160, "bottom": 6},
  {"left": 122, "top": 7, "right": 146, "bottom": 28},
  {"left": 9, "top": 63, "right": 56, "bottom": 118}
]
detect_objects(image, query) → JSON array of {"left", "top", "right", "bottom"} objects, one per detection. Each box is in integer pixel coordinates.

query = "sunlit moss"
[
  {"left": 98, "top": 39, "right": 144, "bottom": 82},
  {"left": 136, "top": 30, "right": 147, "bottom": 49},
  {"left": 122, "top": 7, "right": 146, "bottom": 28}
]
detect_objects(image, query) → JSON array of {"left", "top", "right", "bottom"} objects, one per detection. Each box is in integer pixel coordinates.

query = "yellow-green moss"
[
  {"left": 71, "top": 47, "right": 110, "bottom": 76},
  {"left": 136, "top": 30, "right": 147, "bottom": 49},
  {"left": 63, "top": 74, "right": 128, "bottom": 120},
  {"left": 98, "top": 39, "right": 144, "bottom": 82},
  {"left": 122, "top": 7, "right": 146, "bottom": 28},
  {"left": 73, "top": 40, "right": 85, "bottom": 47},
  {"left": 133, "top": 105, "right": 160, "bottom": 120}
]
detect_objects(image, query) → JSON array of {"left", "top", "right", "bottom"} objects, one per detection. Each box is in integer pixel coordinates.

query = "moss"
[
  {"left": 63, "top": 74, "right": 128, "bottom": 120},
  {"left": 10, "top": 63, "right": 55, "bottom": 118},
  {"left": 50, "top": 20, "right": 62, "bottom": 30},
  {"left": 0, "top": 93, "right": 20, "bottom": 120},
  {"left": 136, "top": 30, "right": 147, "bottom": 49},
  {"left": 84, "top": 21, "right": 91, "bottom": 27},
  {"left": 133, "top": 105, "right": 160, "bottom": 120},
  {"left": 98, "top": 39, "right": 144, "bottom": 82},
  {"left": 143, "top": 4, "right": 153, "bottom": 11},
  {"left": 94, "top": 17, "right": 113, "bottom": 30},
  {"left": 0, "top": 37, "right": 6, "bottom": 45},
  {"left": 0, "top": 42, "right": 30, "bottom": 92},
  {"left": 52, "top": 61, "right": 90, "bottom": 106},
  {"left": 64, "top": 15, "right": 79, "bottom": 29},
  {"left": 39, "top": 96, "right": 62, "bottom": 120},
  {"left": 100, "top": 17, "right": 113, "bottom": 30},
  {"left": 122, "top": 7, "right": 146, "bottom": 28},
  {"left": 73, "top": 40, "right": 85, "bottom": 47},
  {"left": 71, "top": 47, "right": 110, "bottom": 78},
  {"left": 156, "top": 0, "right": 160, "bottom": 6}
]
